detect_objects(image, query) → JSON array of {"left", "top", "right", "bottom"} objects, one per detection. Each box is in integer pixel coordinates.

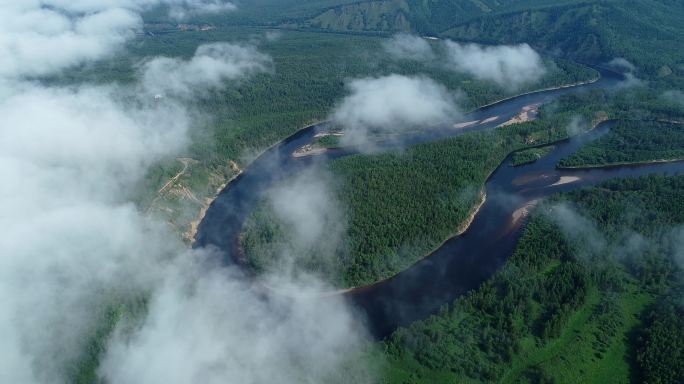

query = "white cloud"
[
  {"left": 141, "top": 43, "right": 272, "bottom": 97},
  {"left": 167, "top": 0, "right": 237, "bottom": 20},
  {"left": 0, "top": 1, "right": 371, "bottom": 381},
  {"left": 331, "top": 74, "right": 461, "bottom": 148},
  {"left": 607, "top": 57, "right": 636, "bottom": 72},
  {"left": 546, "top": 203, "right": 606, "bottom": 261},
  {"left": 268, "top": 168, "right": 344, "bottom": 251},
  {"left": 383, "top": 34, "right": 434, "bottom": 61},
  {"left": 0, "top": 5, "right": 140, "bottom": 78},
  {"left": 0, "top": 0, "right": 238, "bottom": 78},
  {"left": 443, "top": 41, "right": 546, "bottom": 89},
  {"left": 0, "top": 82, "right": 190, "bottom": 383},
  {"left": 99, "top": 260, "right": 370, "bottom": 384}
]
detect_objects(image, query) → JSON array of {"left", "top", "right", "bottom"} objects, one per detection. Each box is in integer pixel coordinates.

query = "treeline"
[
  {"left": 379, "top": 174, "right": 684, "bottom": 383},
  {"left": 559, "top": 120, "right": 684, "bottom": 168}
]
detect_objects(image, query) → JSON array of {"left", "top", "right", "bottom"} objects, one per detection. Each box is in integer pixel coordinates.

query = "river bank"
[{"left": 557, "top": 157, "right": 684, "bottom": 170}]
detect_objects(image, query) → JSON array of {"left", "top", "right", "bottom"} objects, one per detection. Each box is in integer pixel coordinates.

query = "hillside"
[
  {"left": 212, "top": 0, "right": 684, "bottom": 84},
  {"left": 443, "top": 0, "right": 684, "bottom": 83}
]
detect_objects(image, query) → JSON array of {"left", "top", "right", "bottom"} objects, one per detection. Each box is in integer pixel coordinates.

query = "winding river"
[{"left": 194, "top": 68, "right": 684, "bottom": 338}]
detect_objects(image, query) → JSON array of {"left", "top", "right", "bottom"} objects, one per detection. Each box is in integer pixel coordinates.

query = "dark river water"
[{"left": 194, "top": 68, "right": 684, "bottom": 338}]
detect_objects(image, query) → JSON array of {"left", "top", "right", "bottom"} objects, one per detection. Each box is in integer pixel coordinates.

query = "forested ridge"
[
  {"left": 214, "top": 0, "right": 684, "bottom": 86},
  {"left": 378, "top": 175, "right": 684, "bottom": 383}
]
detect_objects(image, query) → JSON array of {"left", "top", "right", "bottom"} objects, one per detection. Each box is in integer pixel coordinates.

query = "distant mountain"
[
  {"left": 145, "top": 0, "right": 683, "bottom": 84},
  {"left": 220, "top": 0, "right": 683, "bottom": 83},
  {"left": 442, "top": 0, "right": 684, "bottom": 80}
]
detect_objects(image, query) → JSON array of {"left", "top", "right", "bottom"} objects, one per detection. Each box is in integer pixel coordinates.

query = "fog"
[
  {"left": 443, "top": 41, "right": 546, "bottom": 89},
  {"left": 546, "top": 203, "right": 607, "bottom": 261},
  {"left": 382, "top": 33, "right": 434, "bottom": 61},
  {"left": 607, "top": 58, "right": 645, "bottom": 88},
  {"left": 0, "top": 1, "right": 372, "bottom": 383},
  {"left": 546, "top": 201, "right": 684, "bottom": 284},
  {"left": 331, "top": 74, "right": 461, "bottom": 149},
  {"left": 382, "top": 34, "right": 547, "bottom": 90},
  {"left": 267, "top": 166, "right": 345, "bottom": 259},
  {"left": 141, "top": 43, "right": 273, "bottom": 97},
  {"left": 565, "top": 115, "right": 590, "bottom": 136}
]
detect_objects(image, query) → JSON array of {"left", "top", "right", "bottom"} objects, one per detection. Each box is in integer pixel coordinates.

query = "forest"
[
  {"left": 558, "top": 120, "right": 684, "bottom": 168},
  {"left": 378, "top": 175, "right": 684, "bottom": 383}
]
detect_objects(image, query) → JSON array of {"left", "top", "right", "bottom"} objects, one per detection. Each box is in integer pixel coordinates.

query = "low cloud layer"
[
  {"left": 381, "top": 34, "right": 547, "bottom": 90},
  {"left": 546, "top": 203, "right": 607, "bottom": 261},
  {"left": 565, "top": 115, "right": 590, "bottom": 136},
  {"left": 382, "top": 34, "right": 434, "bottom": 61},
  {"left": 100, "top": 255, "right": 370, "bottom": 383},
  {"left": 606, "top": 58, "right": 645, "bottom": 88},
  {"left": 268, "top": 167, "right": 344, "bottom": 254},
  {"left": 0, "top": 0, "right": 236, "bottom": 78},
  {"left": 0, "top": 1, "right": 370, "bottom": 383},
  {"left": 142, "top": 43, "right": 272, "bottom": 97},
  {"left": 166, "top": 0, "right": 237, "bottom": 19},
  {"left": 443, "top": 41, "right": 546, "bottom": 89},
  {"left": 331, "top": 74, "right": 461, "bottom": 148}
]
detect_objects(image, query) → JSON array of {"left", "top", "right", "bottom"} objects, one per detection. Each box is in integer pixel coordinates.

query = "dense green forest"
[
  {"left": 559, "top": 120, "right": 684, "bottom": 168},
  {"left": 635, "top": 291, "right": 684, "bottom": 384},
  {"left": 377, "top": 175, "right": 684, "bottom": 383}
]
